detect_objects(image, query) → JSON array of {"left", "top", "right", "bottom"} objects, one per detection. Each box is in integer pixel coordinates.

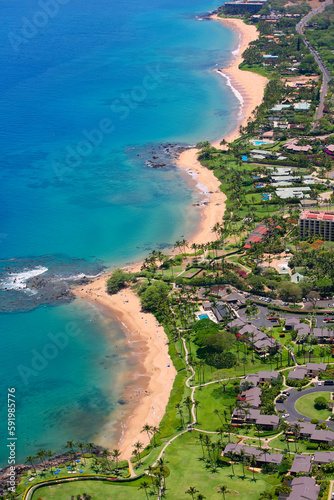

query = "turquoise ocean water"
[{"left": 0, "top": 0, "right": 240, "bottom": 465}]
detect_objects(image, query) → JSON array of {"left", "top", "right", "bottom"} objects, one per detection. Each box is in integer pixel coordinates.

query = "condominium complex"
[{"left": 299, "top": 210, "right": 334, "bottom": 241}]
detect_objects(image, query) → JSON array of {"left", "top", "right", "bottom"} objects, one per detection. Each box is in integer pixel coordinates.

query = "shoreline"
[
  {"left": 177, "top": 16, "right": 268, "bottom": 245},
  {"left": 72, "top": 15, "right": 268, "bottom": 461},
  {"left": 74, "top": 279, "right": 177, "bottom": 460}
]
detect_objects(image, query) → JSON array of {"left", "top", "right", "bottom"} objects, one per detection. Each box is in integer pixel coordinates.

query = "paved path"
[{"left": 276, "top": 385, "right": 334, "bottom": 427}]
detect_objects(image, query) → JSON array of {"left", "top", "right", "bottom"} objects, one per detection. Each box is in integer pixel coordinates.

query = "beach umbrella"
[
  {"left": 76, "top": 459, "right": 80, "bottom": 463},
  {"left": 79, "top": 470, "right": 83, "bottom": 473},
  {"left": 67, "top": 466, "right": 71, "bottom": 469}
]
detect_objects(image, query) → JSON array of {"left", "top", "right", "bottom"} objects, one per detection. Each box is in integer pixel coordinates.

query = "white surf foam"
[
  {"left": 216, "top": 69, "right": 244, "bottom": 118},
  {"left": 0, "top": 266, "right": 48, "bottom": 291}
]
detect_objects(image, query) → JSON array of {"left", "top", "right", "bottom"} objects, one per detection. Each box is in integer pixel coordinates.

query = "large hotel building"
[{"left": 299, "top": 210, "right": 334, "bottom": 241}]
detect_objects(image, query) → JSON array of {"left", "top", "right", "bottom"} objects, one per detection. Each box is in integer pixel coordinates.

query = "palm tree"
[
  {"left": 250, "top": 454, "right": 257, "bottom": 481},
  {"left": 181, "top": 238, "right": 188, "bottom": 255},
  {"left": 197, "top": 494, "right": 206, "bottom": 500},
  {"left": 280, "top": 421, "right": 291, "bottom": 453},
  {"left": 151, "top": 426, "right": 160, "bottom": 447},
  {"left": 65, "top": 440, "right": 76, "bottom": 466},
  {"left": 197, "top": 433, "right": 205, "bottom": 459},
  {"left": 240, "top": 449, "right": 246, "bottom": 477},
  {"left": 25, "top": 455, "right": 37, "bottom": 474},
  {"left": 46, "top": 450, "right": 55, "bottom": 473},
  {"left": 218, "top": 485, "right": 227, "bottom": 499},
  {"left": 194, "top": 400, "right": 200, "bottom": 423},
  {"left": 77, "top": 443, "right": 86, "bottom": 464},
  {"left": 139, "top": 480, "right": 150, "bottom": 500},
  {"left": 112, "top": 449, "right": 121, "bottom": 469},
  {"left": 292, "top": 423, "right": 301, "bottom": 452},
  {"left": 214, "top": 409, "right": 224, "bottom": 426},
  {"left": 186, "top": 486, "right": 199, "bottom": 499},
  {"left": 184, "top": 396, "right": 193, "bottom": 423},
  {"left": 133, "top": 441, "right": 143, "bottom": 465},
  {"left": 141, "top": 424, "right": 153, "bottom": 444}
]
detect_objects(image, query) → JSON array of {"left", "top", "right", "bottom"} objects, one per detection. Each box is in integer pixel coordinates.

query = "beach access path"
[{"left": 74, "top": 14, "right": 268, "bottom": 464}]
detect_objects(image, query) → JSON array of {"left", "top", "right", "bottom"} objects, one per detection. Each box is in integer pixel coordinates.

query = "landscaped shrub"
[
  {"left": 311, "top": 418, "right": 319, "bottom": 424},
  {"left": 286, "top": 377, "right": 309, "bottom": 388},
  {"left": 275, "top": 484, "right": 292, "bottom": 495},
  {"left": 315, "top": 396, "right": 328, "bottom": 409},
  {"left": 306, "top": 442, "right": 319, "bottom": 450}
]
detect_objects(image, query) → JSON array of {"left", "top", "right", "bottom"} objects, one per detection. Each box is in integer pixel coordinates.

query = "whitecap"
[
  {"left": 216, "top": 69, "right": 244, "bottom": 118},
  {"left": 0, "top": 266, "right": 48, "bottom": 292}
]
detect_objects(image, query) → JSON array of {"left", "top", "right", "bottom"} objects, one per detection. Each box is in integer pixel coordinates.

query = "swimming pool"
[
  {"left": 198, "top": 314, "right": 210, "bottom": 320},
  {"left": 253, "top": 140, "right": 271, "bottom": 145},
  {"left": 262, "top": 193, "right": 271, "bottom": 200},
  {"left": 256, "top": 183, "right": 264, "bottom": 188}
]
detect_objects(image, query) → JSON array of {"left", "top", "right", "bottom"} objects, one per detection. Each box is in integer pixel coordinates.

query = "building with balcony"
[{"left": 299, "top": 210, "right": 334, "bottom": 241}]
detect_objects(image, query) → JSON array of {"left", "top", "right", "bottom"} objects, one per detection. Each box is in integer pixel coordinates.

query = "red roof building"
[{"left": 299, "top": 210, "right": 334, "bottom": 241}]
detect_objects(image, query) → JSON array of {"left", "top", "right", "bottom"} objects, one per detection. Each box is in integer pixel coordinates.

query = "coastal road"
[
  {"left": 276, "top": 385, "right": 334, "bottom": 429},
  {"left": 296, "top": 0, "right": 333, "bottom": 123}
]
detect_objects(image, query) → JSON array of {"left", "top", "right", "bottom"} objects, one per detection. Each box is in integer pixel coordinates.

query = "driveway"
[
  {"left": 276, "top": 386, "right": 334, "bottom": 429},
  {"left": 238, "top": 304, "right": 331, "bottom": 328}
]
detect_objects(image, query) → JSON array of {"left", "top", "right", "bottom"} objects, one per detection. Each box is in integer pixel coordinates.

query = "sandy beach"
[
  {"left": 73, "top": 16, "right": 268, "bottom": 462},
  {"left": 177, "top": 16, "right": 267, "bottom": 246},
  {"left": 75, "top": 278, "right": 176, "bottom": 460},
  {"left": 212, "top": 15, "right": 268, "bottom": 146}
]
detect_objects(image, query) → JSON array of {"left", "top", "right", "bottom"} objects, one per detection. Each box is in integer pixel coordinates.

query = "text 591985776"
[{"left": 7, "top": 388, "right": 16, "bottom": 493}]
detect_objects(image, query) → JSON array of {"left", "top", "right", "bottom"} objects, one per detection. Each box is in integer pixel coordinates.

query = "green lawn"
[
  {"left": 162, "top": 431, "right": 279, "bottom": 500},
  {"left": 195, "top": 383, "right": 238, "bottom": 431},
  {"left": 294, "top": 392, "right": 332, "bottom": 420},
  {"left": 31, "top": 478, "right": 149, "bottom": 500},
  {"left": 268, "top": 436, "right": 311, "bottom": 454}
]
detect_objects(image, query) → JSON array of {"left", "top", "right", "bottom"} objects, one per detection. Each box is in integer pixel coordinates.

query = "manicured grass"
[
  {"left": 295, "top": 391, "right": 332, "bottom": 420},
  {"left": 31, "top": 478, "right": 149, "bottom": 500},
  {"left": 162, "top": 431, "right": 279, "bottom": 500},
  {"left": 195, "top": 383, "right": 238, "bottom": 431},
  {"left": 268, "top": 436, "right": 310, "bottom": 454}
]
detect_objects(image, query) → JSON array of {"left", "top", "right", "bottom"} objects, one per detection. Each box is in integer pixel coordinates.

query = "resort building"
[
  {"left": 244, "top": 221, "right": 269, "bottom": 249},
  {"left": 222, "top": 444, "right": 283, "bottom": 467},
  {"left": 290, "top": 454, "right": 312, "bottom": 475},
  {"left": 313, "top": 451, "right": 334, "bottom": 465},
  {"left": 287, "top": 477, "right": 319, "bottom": 500},
  {"left": 288, "top": 367, "right": 308, "bottom": 380},
  {"left": 288, "top": 363, "right": 326, "bottom": 380},
  {"left": 222, "top": 0, "right": 267, "bottom": 15},
  {"left": 313, "top": 327, "right": 334, "bottom": 343},
  {"left": 276, "top": 186, "right": 311, "bottom": 199},
  {"left": 299, "top": 210, "right": 334, "bottom": 241}
]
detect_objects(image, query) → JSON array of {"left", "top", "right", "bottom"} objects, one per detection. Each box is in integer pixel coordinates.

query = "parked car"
[{"left": 282, "top": 413, "right": 289, "bottom": 418}]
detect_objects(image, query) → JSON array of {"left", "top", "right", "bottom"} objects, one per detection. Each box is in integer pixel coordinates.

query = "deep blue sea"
[{"left": 0, "top": 0, "right": 240, "bottom": 465}]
